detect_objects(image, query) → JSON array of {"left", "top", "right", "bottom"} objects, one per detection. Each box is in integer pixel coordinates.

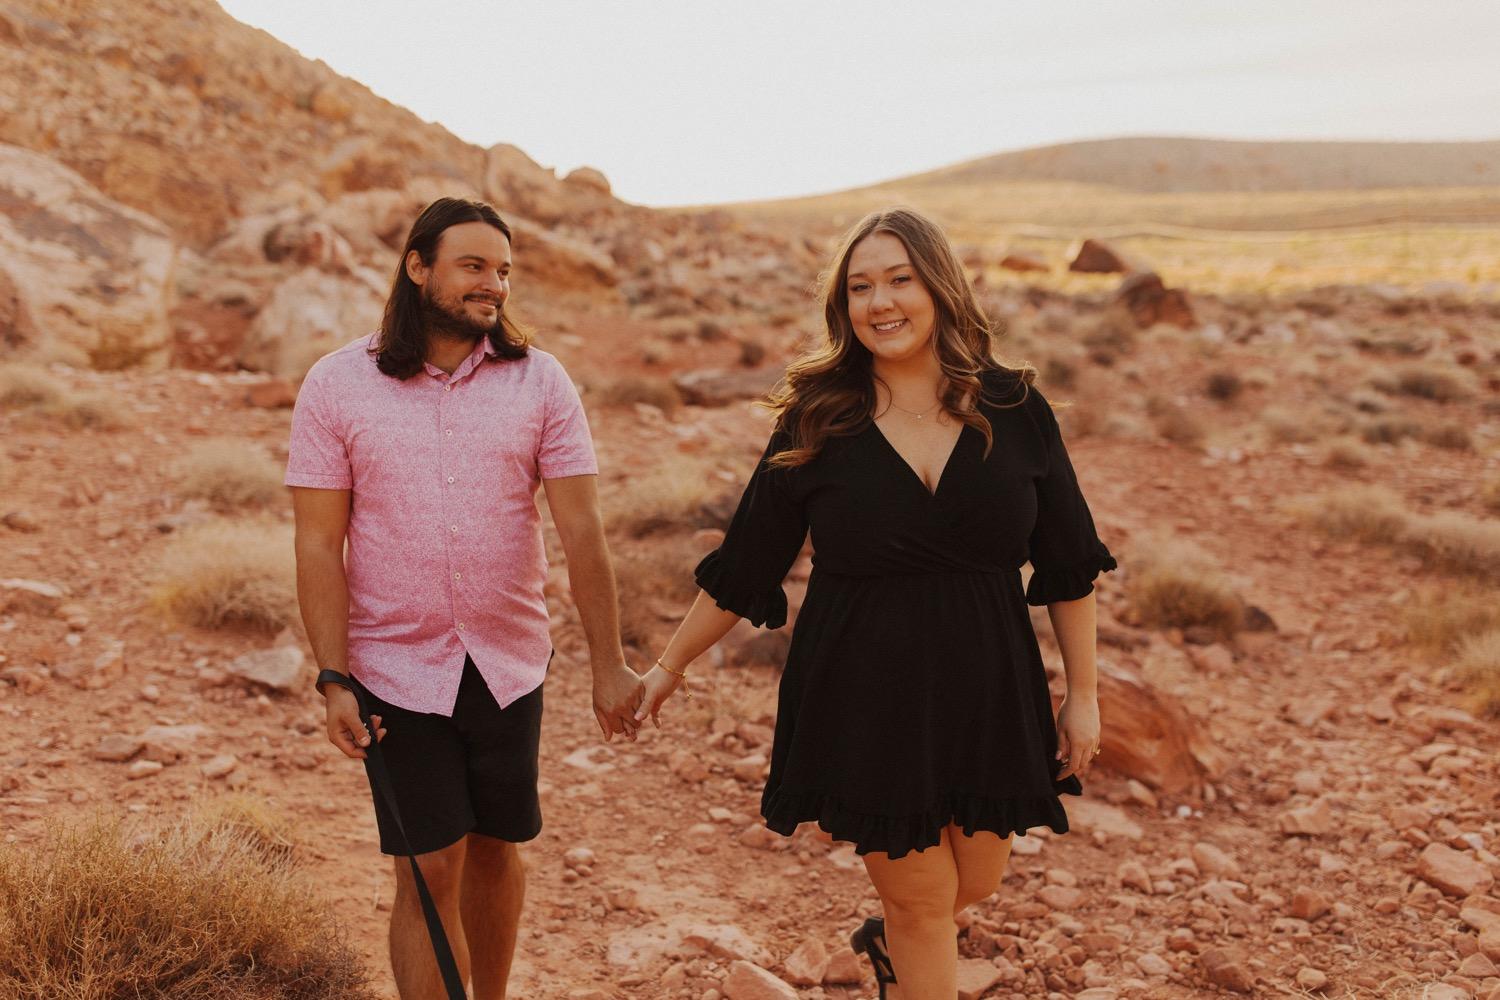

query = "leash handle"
[{"left": 318, "top": 669, "right": 467, "bottom": 1000}]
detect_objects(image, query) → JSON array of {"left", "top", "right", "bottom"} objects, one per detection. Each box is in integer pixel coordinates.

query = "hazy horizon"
[{"left": 218, "top": 1, "right": 1500, "bottom": 207}]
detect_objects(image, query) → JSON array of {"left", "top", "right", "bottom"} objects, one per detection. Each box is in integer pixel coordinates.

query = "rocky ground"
[{"left": 3, "top": 295, "right": 1498, "bottom": 999}]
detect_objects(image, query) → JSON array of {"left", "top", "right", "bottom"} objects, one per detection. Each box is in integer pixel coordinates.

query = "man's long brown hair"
[
  {"left": 765, "top": 207, "right": 1035, "bottom": 467},
  {"left": 371, "top": 198, "right": 530, "bottom": 379}
]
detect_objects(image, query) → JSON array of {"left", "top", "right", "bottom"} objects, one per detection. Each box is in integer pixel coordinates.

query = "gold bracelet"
[{"left": 654, "top": 659, "right": 691, "bottom": 699}]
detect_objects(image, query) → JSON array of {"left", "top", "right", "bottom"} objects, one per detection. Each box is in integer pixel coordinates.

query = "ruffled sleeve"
[
  {"left": 694, "top": 426, "right": 808, "bottom": 628},
  {"left": 1023, "top": 387, "right": 1117, "bottom": 606}
]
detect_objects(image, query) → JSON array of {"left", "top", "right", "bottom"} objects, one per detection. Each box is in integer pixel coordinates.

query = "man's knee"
[
  {"left": 465, "top": 833, "right": 522, "bottom": 872},
  {"left": 395, "top": 839, "right": 467, "bottom": 899}
]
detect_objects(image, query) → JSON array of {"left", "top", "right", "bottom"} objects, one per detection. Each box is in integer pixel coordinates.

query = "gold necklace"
[{"left": 886, "top": 397, "right": 942, "bottom": 420}]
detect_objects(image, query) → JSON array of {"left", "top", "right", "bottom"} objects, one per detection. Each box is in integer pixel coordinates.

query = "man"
[{"left": 286, "top": 197, "right": 643, "bottom": 999}]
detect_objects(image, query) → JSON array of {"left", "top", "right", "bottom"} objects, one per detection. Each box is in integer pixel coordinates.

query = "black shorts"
[{"left": 351, "top": 654, "right": 545, "bottom": 856}]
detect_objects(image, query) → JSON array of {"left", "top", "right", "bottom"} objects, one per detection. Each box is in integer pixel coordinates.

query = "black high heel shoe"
[{"left": 850, "top": 916, "right": 898, "bottom": 998}]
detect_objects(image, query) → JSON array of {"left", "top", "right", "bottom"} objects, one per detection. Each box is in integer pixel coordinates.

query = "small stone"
[
  {"left": 1135, "top": 952, "right": 1171, "bottom": 976},
  {"left": 1125, "top": 779, "right": 1157, "bottom": 808},
  {"left": 1038, "top": 885, "right": 1082, "bottom": 910},
  {"left": 563, "top": 846, "right": 596, "bottom": 871},
  {"left": 1458, "top": 951, "right": 1497, "bottom": 977},
  {"left": 732, "top": 753, "right": 767, "bottom": 782},
  {"left": 1198, "top": 947, "right": 1255, "bottom": 993},
  {"left": 1279, "top": 797, "right": 1335, "bottom": 835},
  {"left": 201, "top": 754, "right": 238, "bottom": 779},
  {"left": 225, "top": 646, "right": 306, "bottom": 693},
  {"left": 1479, "top": 924, "right": 1500, "bottom": 962},
  {"left": 1295, "top": 967, "right": 1328, "bottom": 990},
  {"left": 721, "top": 960, "right": 796, "bottom": 1000},
  {"left": 738, "top": 824, "right": 779, "bottom": 850},
  {"left": 1118, "top": 859, "right": 1152, "bottom": 892},
  {"left": 1418, "top": 842, "right": 1496, "bottom": 897},
  {"left": 781, "top": 938, "right": 828, "bottom": 986},
  {"left": 2, "top": 511, "right": 40, "bottom": 533},
  {"left": 127, "top": 760, "right": 164, "bottom": 780},
  {"left": 93, "top": 734, "right": 144, "bottom": 762},
  {"left": 1290, "top": 887, "right": 1330, "bottom": 921},
  {"left": 1191, "top": 841, "right": 1241, "bottom": 878},
  {"left": 955, "top": 957, "right": 1002, "bottom": 1000},
  {"left": 822, "top": 946, "right": 864, "bottom": 985}
]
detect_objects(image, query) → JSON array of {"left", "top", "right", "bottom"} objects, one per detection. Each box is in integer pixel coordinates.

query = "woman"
[{"left": 636, "top": 208, "right": 1115, "bottom": 1000}]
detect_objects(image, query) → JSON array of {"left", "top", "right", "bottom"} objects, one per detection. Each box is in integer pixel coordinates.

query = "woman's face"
[{"left": 845, "top": 231, "right": 937, "bottom": 367}]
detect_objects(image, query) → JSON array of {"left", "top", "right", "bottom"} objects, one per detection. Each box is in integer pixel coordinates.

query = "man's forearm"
[
  {"left": 564, "top": 530, "right": 626, "bottom": 671},
  {"left": 1046, "top": 592, "right": 1099, "bottom": 698},
  {"left": 296, "top": 545, "right": 350, "bottom": 676}
]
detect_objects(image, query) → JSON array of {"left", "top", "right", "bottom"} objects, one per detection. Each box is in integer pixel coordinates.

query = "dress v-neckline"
[{"left": 871, "top": 421, "right": 967, "bottom": 499}]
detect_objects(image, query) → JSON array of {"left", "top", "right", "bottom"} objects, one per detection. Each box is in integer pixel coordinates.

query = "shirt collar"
[{"left": 422, "top": 335, "right": 495, "bottom": 382}]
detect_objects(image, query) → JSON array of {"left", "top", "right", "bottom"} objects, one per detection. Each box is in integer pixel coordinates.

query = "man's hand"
[
  {"left": 592, "top": 661, "right": 644, "bottom": 743},
  {"left": 325, "top": 686, "right": 386, "bottom": 759}
]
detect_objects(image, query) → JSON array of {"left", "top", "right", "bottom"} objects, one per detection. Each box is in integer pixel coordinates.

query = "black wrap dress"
[{"left": 693, "top": 370, "right": 1117, "bottom": 860}]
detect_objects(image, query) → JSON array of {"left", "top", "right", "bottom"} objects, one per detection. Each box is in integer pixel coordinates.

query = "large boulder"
[
  {"left": 237, "top": 267, "right": 384, "bottom": 376},
  {"left": 1091, "top": 658, "right": 1224, "bottom": 796},
  {"left": 0, "top": 143, "right": 175, "bottom": 368},
  {"left": 484, "top": 143, "right": 571, "bottom": 226},
  {"left": 1116, "top": 271, "right": 1195, "bottom": 329}
]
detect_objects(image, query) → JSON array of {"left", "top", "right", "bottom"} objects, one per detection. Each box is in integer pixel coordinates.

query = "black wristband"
[{"left": 316, "top": 669, "right": 355, "bottom": 698}]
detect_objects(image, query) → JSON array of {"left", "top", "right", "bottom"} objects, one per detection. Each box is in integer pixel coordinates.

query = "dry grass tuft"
[
  {"left": 1452, "top": 629, "right": 1500, "bottom": 718},
  {"left": 1125, "top": 538, "right": 1244, "bottom": 640},
  {"left": 1401, "top": 511, "right": 1500, "bottom": 580},
  {"left": 1482, "top": 479, "right": 1500, "bottom": 515},
  {"left": 591, "top": 375, "right": 683, "bottom": 415},
  {"left": 613, "top": 534, "right": 705, "bottom": 649},
  {"left": 1321, "top": 437, "right": 1373, "bottom": 470},
  {"left": 1143, "top": 394, "right": 1205, "bottom": 448},
  {"left": 1204, "top": 371, "right": 1244, "bottom": 402},
  {"left": 173, "top": 439, "right": 287, "bottom": 510},
  {"left": 1418, "top": 421, "right": 1473, "bottom": 451},
  {"left": 602, "top": 457, "right": 718, "bottom": 540},
  {"left": 1259, "top": 405, "right": 1331, "bottom": 445},
  {"left": 1291, "top": 485, "right": 1410, "bottom": 545},
  {"left": 151, "top": 519, "right": 297, "bottom": 631},
  {"left": 0, "top": 363, "right": 131, "bottom": 430},
  {"left": 1377, "top": 362, "right": 1478, "bottom": 403},
  {"left": 0, "top": 810, "right": 376, "bottom": 999},
  {"left": 1359, "top": 415, "right": 1421, "bottom": 445},
  {"left": 188, "top": 794, "right": 298, "bottom": 869},
  {"left": 1403, "top": 584, "right": 1500, "bottom": 656}
]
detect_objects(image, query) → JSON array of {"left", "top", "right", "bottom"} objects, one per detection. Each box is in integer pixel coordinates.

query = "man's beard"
[{"left": 420, "top": 284, "right": 503, "bottom": 343}]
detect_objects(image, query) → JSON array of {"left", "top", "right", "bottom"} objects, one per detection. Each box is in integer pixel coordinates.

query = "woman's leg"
[
  {"left": 948, "top": 824, "right": 1013, "bottom": 917},
  {"left": 862, "top": 828, "right": 960, "bottom": 1000}
]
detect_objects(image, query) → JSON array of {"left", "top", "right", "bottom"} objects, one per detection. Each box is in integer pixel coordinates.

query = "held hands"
[
  {"left": 593, "top": 659, "right": 646, "bottom": 743},
  {"left": 635, "top": 663, "right": 685, "bottom": 729},
  {"left": 1054, "top": 693, "right": 1102, "bottom": 782},
  {"left": 325, "top": 686, "right": 386, "bottom": 760}
]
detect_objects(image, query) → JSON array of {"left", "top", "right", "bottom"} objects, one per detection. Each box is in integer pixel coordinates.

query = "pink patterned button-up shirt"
[{"left": 285, "top": 333, "right": 598, "bottom": 715}]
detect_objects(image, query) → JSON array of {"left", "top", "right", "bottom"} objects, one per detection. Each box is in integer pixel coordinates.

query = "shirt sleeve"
[
  {"left": 694, "top": 426, "right": 809, "bottom": 629},
  {"left": 1023, "top": 387, "right": 1117, "bottom": 606},
  {"left": 537, "top": 355, "right": 599, "bottom": 479},
  {"left": 284, "top": 368, "right": 353, "bottom": 490}
]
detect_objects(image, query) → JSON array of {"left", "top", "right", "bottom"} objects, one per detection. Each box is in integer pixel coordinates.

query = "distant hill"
[{"left": 908, "top": 136, "right": 1500, "bottom": 193}]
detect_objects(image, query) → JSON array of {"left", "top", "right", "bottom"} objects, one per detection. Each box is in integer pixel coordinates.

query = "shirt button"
[
  {"left": 457, "top": 622, "right": 465, "bottom": 630},
  {"left": 445, "top": 429, "right": 453, "bottom": 436},
  {"left": 447, "top": 476, "right": 455, "bottom": 484},
  {"left": 445, "top": 385, "right": 452, "bottom": 392},
  {"left": 454, "top": 572, "right": 461, "bottom": 580},
  {"left": 450, "top": 525, "right": 458, "bottom": 533}
]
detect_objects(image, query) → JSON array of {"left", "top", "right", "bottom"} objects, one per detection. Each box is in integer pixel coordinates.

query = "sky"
[{"left": 218, "top": 1, "right": 1500, "bottom": 207}]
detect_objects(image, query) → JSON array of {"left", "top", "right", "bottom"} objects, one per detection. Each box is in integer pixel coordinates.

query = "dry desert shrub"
[
  {"left": 151, "top": 518, "right": 297, "bottom": 631},
  {"left": 0, "top": 812, "right": 376, "bottom": 1000},
  {"left": 173, "top": 439, "right": 287, "bottom": 510},
  {"left": 1373, "top": 362, "right": 1477, "bottom": 403},
  {"left": 1290, "top": 485, "right": 1410, "bottom": 545},
  {"left": 1204, "top": 371, "right": 1244, "bottom": 402},
  {"left": 0, "top": 363, "right": 130, "bottom": 430},
  {"left": 1143, "top": 394, "right": 1205, "bottom": 448},
  {"left": 1401, "top": 510, "right": 1500, "bottom": 580},
  {"left": 1125, "top": 538, "right": 1245, "bottom": 640},
  {"left": 1452, "top": 629, "right": 1500, "bottom": 718},
  {"left": 1321, "top": 436, "right": 1373, "bottom": 470},
  {"left": 1418, "top": 421, "right": 1473, "bottom": 451},
  {"left": 1258, "top": 404, "right": 1334, "bottom": 446},
  {"left": 1482, "top": 478, "right": 1500, "bottom": 515},
  {"left": 591, "top": 374, "right": 683, "bottom": 415},
  {"left": 613, "top": 534, "right": 704, "bottom": 648},
  {"left": 602, "top": 456, "right": 718, "bottom": 540},
  {"left": 1403, "top": 583, "right": 1500, "bottom": 656}
]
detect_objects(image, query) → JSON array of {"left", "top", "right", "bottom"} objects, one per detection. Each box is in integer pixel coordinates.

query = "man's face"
[{"left": 408, "top": 221, "right": 513, "bottom": 339}]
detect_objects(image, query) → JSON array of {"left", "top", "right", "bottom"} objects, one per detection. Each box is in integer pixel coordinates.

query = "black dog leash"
[{"left": 317, "top": 669, "right": 467, "bottom": 1000}]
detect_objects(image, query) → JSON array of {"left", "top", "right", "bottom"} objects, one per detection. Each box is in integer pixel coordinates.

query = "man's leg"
[
  {"left": 460, "top": 833, "right": 527, "bottom": 1000},
  {"left": 391, "top": 837, "right": 472, "bottom": 998}
]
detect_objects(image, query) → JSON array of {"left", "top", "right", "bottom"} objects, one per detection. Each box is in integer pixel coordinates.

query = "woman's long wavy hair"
[
  {"left": 371, "top": 197, "right": 531, "bottom": 379},
  {"left": 764, "top": 207, "right": 1035, "bottom": 467}
]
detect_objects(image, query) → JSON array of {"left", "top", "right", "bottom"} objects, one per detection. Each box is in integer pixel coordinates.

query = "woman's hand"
[
  {"left": 1054, "top": 693, "right": 1101, "bottom": 781},
  {"left": 634, "top": 664, "right": 685, "bottom": 729}
]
